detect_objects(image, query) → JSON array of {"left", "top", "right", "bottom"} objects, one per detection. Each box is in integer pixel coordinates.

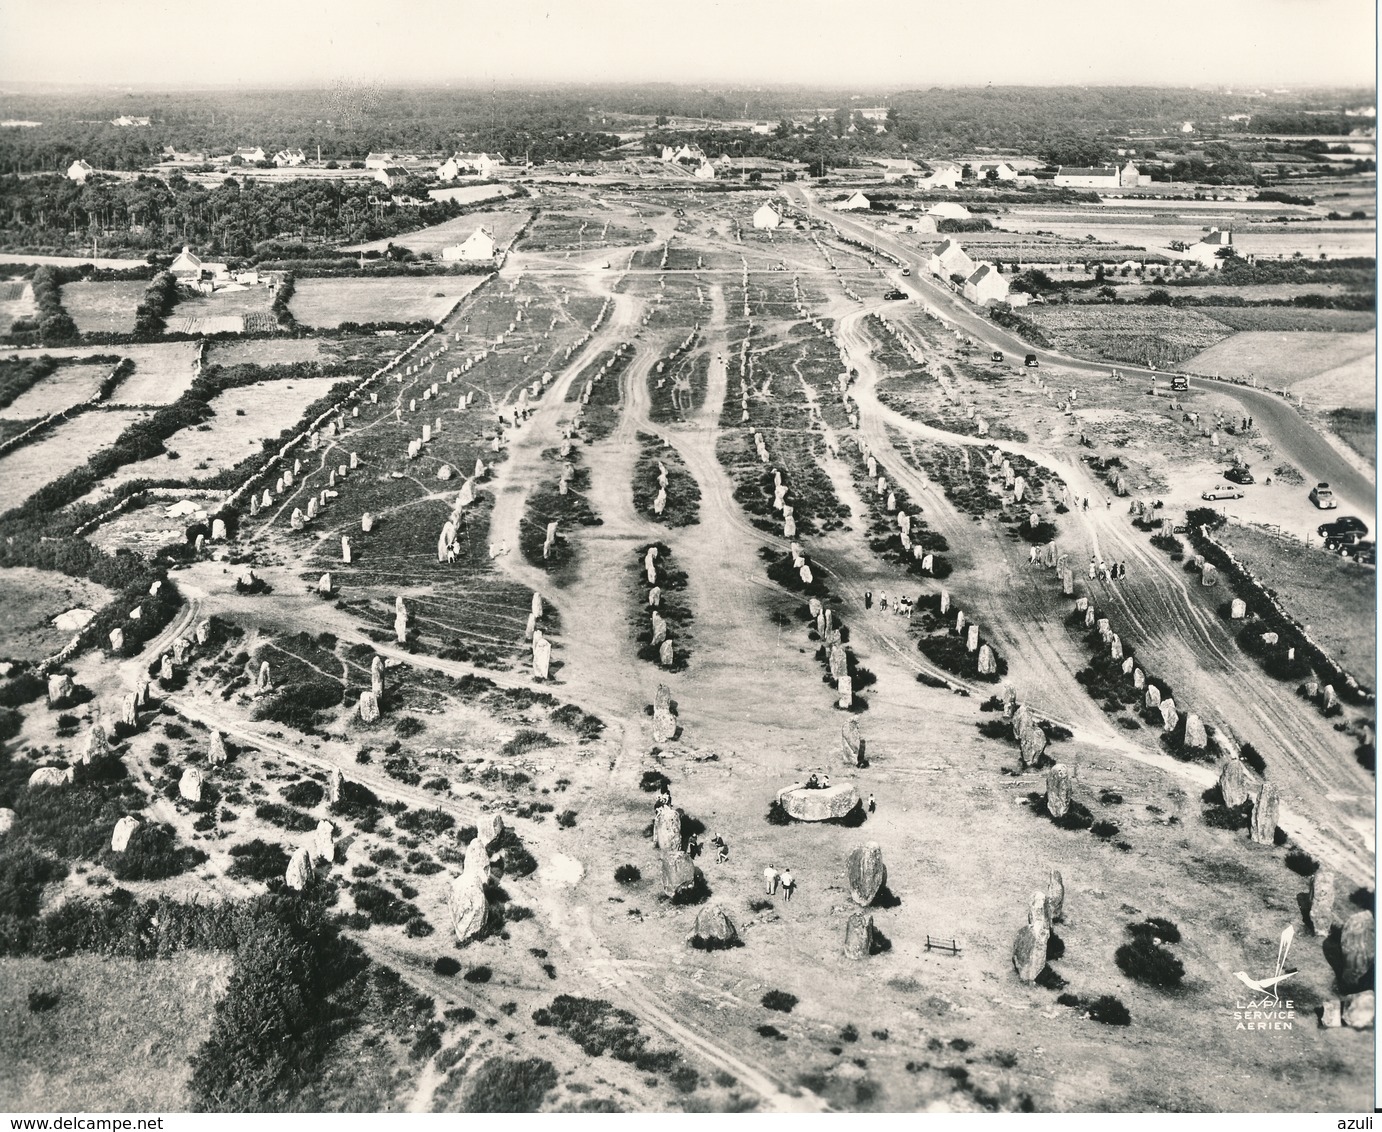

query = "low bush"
[{"left": 761, "top": 989, "right": 798, "bottom": 1013}]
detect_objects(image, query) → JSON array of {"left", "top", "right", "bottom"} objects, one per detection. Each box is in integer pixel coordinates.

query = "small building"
[
  {"left": 364, "top": 152, "right": 395, "bottom": 170},
  {"left": 928, "top": 201, "right": 972, "bottom": 220},
  {"left": 928, "top": 238, "right": 976, "bottom": 281},
  {"left": 233, "top": 146, "right": 266, "bottom": 164},
  {"left": 1182, "top": 228, "right": 1233, "bottom": 268},
  {"left": 374, "top": 166, "right": 410, "bottom": 188},
  {"left": 1119, "top": 161, "right": 1144, "bottom": 187},
  {"left": 169, "top": 246, "right": 203, "bottom": 282},
  {"left": 963, "top": 263, "right": 1009, "bottom": 306},
  {"left": 111, "top": 115, "right": 151, "bottom": 128},
  {"left": 752, "top": 203, "right": 782, "bottom": 230},
  {"left": 674, "top": 144, "right": 706, "bottom": 164},
  {"left": 836, "top": 191, "right": 871, "bottom": 211},
  {"left": 444, "top": 151, "right": 503, "bottom": 178},
  {"left": 1053, "top": 165, "right": 1121, "bottom": 189},
  {"left": 660, "top": 145, "right": 677, "bottom": 162},
  {"left": 273, "top": 148, "right": 306, "bottom": 167},
  {"left": 66, "top": 159, "right": 94, "bottom": 182},
  {"left": 918, "top": 162, "right": 962, "bottom": 189},
  {"left": 693, "top": 160, "right": 717, "bottom": 180},
  {"left": 441, "top": 226, "right": 497, "bottom": 262},
  {"left": 978, "top": 162, "right": 1019, "bottom": 182}
]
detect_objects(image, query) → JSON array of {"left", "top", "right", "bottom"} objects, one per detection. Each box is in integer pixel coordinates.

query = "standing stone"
[
  {"left": 977, "top": 644, "right": 997, "bottom": 676},
  {"left": 1158, "top": 698, "right": 1179, "bottom": 733},
  {"left": 1145, "top": 684, "right": 1161, "bottom": 709},
  {"left": 312, "top": 820, "right": 336, "bottom": 863},
  {"left": 318, "top": 572, "right": 333, "bottom": 596},
  {"left": 1183, "top": 713, "right": 1207, "bottom": 749},
  {"left": 837, "top": 674, "right": 853, "bottom": 711},
  {"left": 1062, "top": 568, "right": 1073, "bottom": 596},
  {"left": 341, "top": 536, "right": 352, "bottom": 563},
  {"left": 842, "top": 719, "right": 864, "bottom": 766},
  {"left": 1249, "top": 781, "right": 1279, "bottom": 845},
  {"left": 1341, "top": 912, "right": 1376, "bottom": 989},
  {"left": 844, "top": 913, "right": 875, "bottom": 960},
  {"left": 109, "top": 627, "right": 125, "bottom": 652},
  {"left": 650, "top": 612, "right": 668, "bottom": 648},
  {"left": 939, "top": 590, "right": 950, "bottom": 616},
  {"left": 1047, "top": 869, "right": 1065, "bottom": 923},
  {"left": 370, "top": 656, "right": 385, "bottom": 697},
  {"left": 1014, "top": 705, "right": 1048, "bottom": 769},
  {"left": 531, "top": 592, "right": 543, "bottom": 619},
  {"left": 653, "top": 805, "right": 683, "bottom": 851},
  {"left": 361, "top": 512, "right": 374, "bottom": 533},
  {"left": 195, "top": 619, "right": 211, "bottom": 645},
  {"left": 81, "top": 722, "right": 111, "bottom": 764},
  {"left": 179, "top": 768, "right": 203, "bottom": 803},
  {"left": 1218, "top": 758, "right": 1251, "bottom": 809},
  {"left": 1045, "top": 763, "right": 1073, "bottom": 819},
  {"left": 1013, "top": 908, "right": 1050, "bottom": 984},
  {"left": 258, "top": 661, "right": 271, "bottom": 690},
  {"left": 208, "top": 730, "right": 228, "bottom": 765},
  {"left": 955, "top": 610, "right": 967, "bottom": 635},
  {"left": 648, "top": 587, "right": 662, "bottom": 608},
  {"left": 808, "top": 597, "right": 823, "bottom": 620},
  {"left": 1342, "top": 991, "right": 1375, "bottom": 1030},
  {"left": 46, "top": 674, "right": 73, "bottom": 707},
  {"left": 327, "top": 768, "right": 344, "bottom": 805},
  {"left": 290, "top": 508, "right": 304, "bottom": 531},
  {"left": 660, "top": 849, "right": 697, "bottom": 898},
  {"left": 28, "top": 767, "right": 72, "bottom": 789},
  {"left": 160, "top": 654, "right": 174, "bottom": 683},
  {"left": 1109, "top": 635, "right": 1123, "bottom": 661},
  {"left": 693, "top": 906, "right": 739, "bottom": 948},
  {"left": 111, "top": 815, "right": 141, "bottom": 853},
  {"left": 358, "top": 691, "right": 381, "bottom": 722},
  {"left": 285, "top": 846, "right": 314, "bottom": 891},
  {"left": 652, "top": 684, "right": 677, "bottom": 743},
  {"left": 533, "top": 633, "right": 552, "bottom": 679},
  {"left": 828, "top": 644, "right": 848, "bottom": 682},
  {"left": 846, "top": 843, "right": 886, "bottom": 906},
  {"left": 1230, "top": 599, "right": 1247, "bottom": 619},
  {"left": 1307, "top": 869, "right": 1336, "bottom": 934},
  {"left": 659, "top": 640, "right": 675, "bottom": 667},
  {"left": 1321, "top": 999, "right": 1343, "bottom": 1028},
  {"left": 965, "top": 624, "right": 979, "bottom": 653},
  {"left": 119, "top": 693, "right": 138, "bottom": 730}
]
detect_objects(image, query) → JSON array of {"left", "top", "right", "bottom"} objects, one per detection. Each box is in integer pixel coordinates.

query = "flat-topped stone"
[{"left": 777, "top": 781, "right": 860, "bottom": 822}]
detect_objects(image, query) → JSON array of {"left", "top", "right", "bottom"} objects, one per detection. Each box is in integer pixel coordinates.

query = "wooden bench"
[{"left": 925, "top": 935, "right": 961, "bottom": 956}]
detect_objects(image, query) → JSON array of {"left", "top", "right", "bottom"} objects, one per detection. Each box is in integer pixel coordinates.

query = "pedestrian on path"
[
  {"left": 764, "top": 864, "right": 779, "bottom": 895},
  {"left": 868, "top": 793, "right": 876, "bottom": 814},
  {"left": 781, "top": 868, "right": 796, "bottom": 902}
]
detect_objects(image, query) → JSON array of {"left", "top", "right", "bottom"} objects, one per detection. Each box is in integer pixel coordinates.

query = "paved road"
[{"left": 785, "top": 186, "right": 1377, "bottom": 522}]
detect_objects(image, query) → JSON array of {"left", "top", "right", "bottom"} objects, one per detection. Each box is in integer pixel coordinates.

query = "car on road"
[
  {"left": 1224, "top": 466, "right": 1255, "bottom": 485},
  {"left": 883, "top": 289, "right": 908, "bottom": 300},
  {"left": 901, "top": 267, "right": 911, "bottom": 276},
  {"left": 990, "top": 351, "right": 1003, "bottom": 362},
  {"left": 1309, "top": 482, "right": 1338, "bottom": 510},
  {"left": 1201, "top": 485, "right": 1244, "bottom": 501},
  {"left": 1170, "top": 376, "right": 1189, "bottom": 392},
  {"left": 1024, "top": 353, "right": 1039, "bottom": 367},
  {"left": 1318, "top": 517, "right": 1369, "bottom": 540},
  {"left": 1325, "top": 531, "right": 1365, "bottom": 551}
]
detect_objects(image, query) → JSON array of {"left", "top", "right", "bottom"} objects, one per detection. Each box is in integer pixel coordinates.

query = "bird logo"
[{"left": 1233, "top": 926, "right": 1295, "bottom": 998}]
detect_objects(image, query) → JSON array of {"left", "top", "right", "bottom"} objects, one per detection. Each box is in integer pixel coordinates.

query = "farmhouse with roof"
[
  {"left": 693, "top": 160, "right": 717, "bottom": 180},
  {"left": 233, "top": 147, "right": 267, "bottom": 164},
  {"left": 273, "top": 148, "right": 306, "bottom": 167},
  {"left": 66, "top": 159, "right": 94, "bottom": 182},
  {"left": 963, "top": 263, "right": 1010, "bottom": 306},
  {"left": 441, "top": 226, "right": 498, "bottom": 262},
  {"left": 836, "top": 191, "right": 871, "bottom": 211},
  {"left": 1054, "top": 161, "right": 1143, "bottom": 189},
  {"left": 1182, "top": 227, "right": 1234, "bottom": 268},
  {"left": 929, "top": 238, "right": 976, "bottom": 281},
  {"left": 753, "top": 203, "right": 782, "bottom": 229},
  {"left": 928, "top": 201, "right": 972, "bottom": 220}
]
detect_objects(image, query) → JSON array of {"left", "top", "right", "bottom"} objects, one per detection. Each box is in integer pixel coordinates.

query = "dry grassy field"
[
  {"left": 0, "top": 566, "right": 113, "bottom": 661},
  {"left": 61, "top": 279, "right": 147, "bottom": 334},
  {"left": 1024, "top": 305, "right": 1233, "bottom": 366},
  {"left": 342, "top": 208, "right": 531, "bottom": 256},
  {"left": 0, "top": 407, "right": 149, "bottom": 506},
  {"left": 1181, "top": 331, "right": 1376, "bottom": 408},
  {"left": 0, "top": 279, "right": 35, "bottom": 333},
  {"left": 288, "top": 276, "right": 487, "bottom": 327},
  {"left": 0, "top": 953, "right": 233, "bottom": 1111}
]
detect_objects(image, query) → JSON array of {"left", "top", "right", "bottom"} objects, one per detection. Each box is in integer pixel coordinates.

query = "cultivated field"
[
  {"left": 0, "top": 360, "right": 110, "bottom": 419},
  {"left": 1023, "top": 305, "right": 1234, "bottom": 366},
  {"left": 166, "top": 284, "right": 275, "bottom": 335},
  {"left": 1182, "top": 330, "right": 1376, "bottom": 408},
  {"left": 0, "top": 279, "right": 35, "bottom": 332},
  {"left": 0, "top": 407, "right": 149, "bottom": 506},
  {"left": 207, "top": 337, "right": 323, "bottom": 366},
  {"left": 288, "top": 276, "right": 488, "bottom": 327},
  {"left": 61, "top": 279, "right": 146, "bottom": 334}
]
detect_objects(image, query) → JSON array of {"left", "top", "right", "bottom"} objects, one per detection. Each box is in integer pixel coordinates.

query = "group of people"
[
  {"left": 863, "top": 591, "right": 914, "bottom": 617},
  {"left": 803, "top": 772, "right": 832, "bottom": 790},
  {"left": 656, "top": 787, "right": 730, "bottom": 864},
  {"left": 763, "top": 864, "right": 797, "bottom": 902},
  {"left": 1090, "top": 554, "right": 1127, "bottom": 582}
]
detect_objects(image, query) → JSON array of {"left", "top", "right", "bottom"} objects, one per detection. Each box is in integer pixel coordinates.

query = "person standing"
[
  {"left": 781, "top": 867, "right": 796, "bottom": 902},
  {"left": 868, "top": 793, "right": 876, "bottom": 814},
  {"left": 764, "top": 864, "right": 779, "bottom": 895}
]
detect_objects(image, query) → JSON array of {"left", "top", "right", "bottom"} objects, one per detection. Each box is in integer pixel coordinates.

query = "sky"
[{"left": 0, "top": 0, "right": 1375, "bottom": 90}]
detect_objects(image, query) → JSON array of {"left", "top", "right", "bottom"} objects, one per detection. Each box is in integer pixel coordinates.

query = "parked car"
[
  {"left": 990, "top": 350, "right": 1003, "bottom": 362},
  {"left": 1201, "top": 485, "right": 1244, "bottom": 501},
  {"left": 883, "top": 289, "right": 908, "bottom": 300},
  {"left": 1325, "top": 531, "right": 1364, "bottom": 550},
  {"left": 1024, "top": 353, "right": 1039, "bottom": 367},
  {"left": 1309, "top": 482, "right": 1338, "bottom": 510},
  {"left": 901, "top": 267, "right": 911, "bottom": 276},
  {"left": 1224, "top": 466, "right": 1255, "bottom": 485},
  {"left": 1170, "top": 376, "right": 1189, "bottom": 392},
  {"left": 1318, "top": 517, "right": 1369, "bottom": 539}
]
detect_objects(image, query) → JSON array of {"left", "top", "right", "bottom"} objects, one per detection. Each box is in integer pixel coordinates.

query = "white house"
[
  {"left": 444, "top": 152, "right": 503, "bottom": 178},
  {"left": 374, "top": 166, "right": 410, "bottom": 188},
  {"left": 929, "top": 238, "right": 976, "bottom": 281},
  {"left": 442, "top": 226, "right": 497, "bottom": 262},
  {"left": 978, "top": 162, "right": 1019, "bottom": 182},
  {"left": 660, "top": 145, "right": 677, "bottom": 162},
  {"left": 111, "top": 115, "right": 151, "bottom": 128},
  {"left": 674, "top": 144, "right": 706, "bottom": 164},
  {"left": 836, "top": 191, "right": 871, "bottom": 211},
  {"left": 364, "top": 152, "right": 395, "bottom": 170},
  {"left": 752, "top": 203, "right": 782, "bottom": 230},
  {"left": 169, "top": 246, "right": 202, "bottom": 281},
  {"left": 917, "top": 162, "right": 962, "bottom": 189},
  {"left": 717, "top": 154, "right": 734, "bottom": 169},
  {"left": 1182, "top": 228, "right": 1233, "bottom": 268},
  {"left": 928, "top": 201, "right": 972, "bottom": 220},
  {"left": 66, "top": 159, "right": 94, "bottom": 182},
  {"left": 693, "top": 160, "right": 717, "bottom": 180},
  {"left": 963, "top": 263, "right": 1009, "bottom": 306},
  {"left": 233, "top": 146, "right": 266, "bottom": 164},
  {"left": 1053, "top": 165, "right": 1122, "bottom": 189},
  {"left": 273, "top": 148, "right": 306, "bottom": 167}
]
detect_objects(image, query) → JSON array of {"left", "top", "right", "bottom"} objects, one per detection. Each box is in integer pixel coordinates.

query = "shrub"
[
  {"left": 761, "top": 990, "right": 798, "bottom": 1013},
  {"left": 105, "top": 822, "right": 207, "bottom": 881},
  {"left": 1086, "top": 995, "right": 1131, "bottom": 1025},
  {"left": 461, "top": 1057, "right": 558, "bottom": 1112},
  {"left": 227, "top": 839, "right": 290, "bottom": 882},
  {"left": 463, "top": 965, "right": 492, "bottom": 984},
  {"left": 614, "top": 864, "right": 641, "bottom": 884},
  {"left": 280, "top": 780, "right": 324, "bottom": 808},
  {"left": 1115, "top": 935, "right": 1184, "bottom": 988}
]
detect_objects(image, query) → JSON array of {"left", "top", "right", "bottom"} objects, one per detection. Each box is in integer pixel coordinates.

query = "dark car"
[
  {"left": 1224, "top": 466, "right": 1255, "bottom": 485},
  {"left": 990, "top": 350, "right": 1003, "bottom": 362},
  {"left": 1024, "top": 353, "right": 1039, "bottom": 367},
  {"left": 883, "top": 289, "right": 908, "bottom": 300},
  {"left": 1318, "top": 516, "right": 1369, "bottom": 539}
]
